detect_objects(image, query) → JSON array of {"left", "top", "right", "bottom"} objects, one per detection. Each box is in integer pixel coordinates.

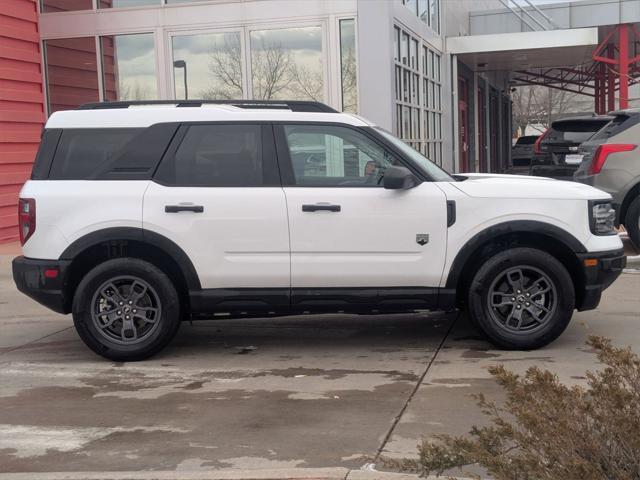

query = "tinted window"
[
  {"left": 156, "top": 124, "right": 264, "bottom": 187},
  {"left": 515, "top": 136, "right": 538, "bottom": 145},
  {"left": 49, "top": 129, "right": 142, "bottom": 180},
  {"left": 545, "top": 121, "right": 609, "bottom": 143},
  {"left": 591, "top": 114, "right": 640, "bottom": 141},
  {"left": 283, "top": 125, "right": 397, "bottom": 187}
]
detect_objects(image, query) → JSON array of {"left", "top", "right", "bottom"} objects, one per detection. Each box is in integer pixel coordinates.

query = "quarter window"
[
  {"left": 49, "top": 129, "right": 142, "bottom": 180},
  {"left": 156, "top": 124, "right": 264, "bottom": 187},
  {"left": 282, "top": 125, "right": 397, "bottom": 187}
]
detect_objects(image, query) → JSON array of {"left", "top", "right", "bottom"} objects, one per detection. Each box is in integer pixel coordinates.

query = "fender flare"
[
  {"left": 445, "top": 220, "right": 586, "bottom": 289},
  {"left": 59, "top": 227, "right": 201, "bottom": 290}
]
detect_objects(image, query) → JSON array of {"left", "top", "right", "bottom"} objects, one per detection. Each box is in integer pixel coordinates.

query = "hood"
[{"left": 452, "top": 174, "right": 610, "bottom": 200}]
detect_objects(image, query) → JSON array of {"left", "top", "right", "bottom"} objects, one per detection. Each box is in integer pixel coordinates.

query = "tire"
[
  {"left": 467, "top": 247, "right": 575, "bottom": 350},
  {"left": 624, "top": 196, "right": 640, "bottom": 250},
  {"left": 72, "top": 258, "right": 181, "bottom": 361}
]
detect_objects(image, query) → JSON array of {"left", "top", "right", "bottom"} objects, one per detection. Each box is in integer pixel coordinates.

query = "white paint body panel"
[
  {"left": 20, "top": 180, "right": 148, "bottom": 259},
  {"left": 283, "top": 183, "right": 448, "bottom": 287},
  {"left": 45, "top": 107, "right": 370, "bottom": 130},
  {"left": 142, "top": 183, "right": 290, "bottom": 289}
]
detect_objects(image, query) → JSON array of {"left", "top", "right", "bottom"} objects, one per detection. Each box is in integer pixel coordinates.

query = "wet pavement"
[{"left": 1, "top": 250, "right": 639, "bottom": 474}]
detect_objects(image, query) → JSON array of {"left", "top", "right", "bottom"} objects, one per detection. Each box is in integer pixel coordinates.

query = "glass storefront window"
[
  {"left": 44, "top": 37, "right": 99, "bottom": 113},
  {"left": 101, "top": 33, "right": 157, "bottom": 101},
  {"left": 339, "top": 19, "right": 357, "bottom": 113},
  {"left": 249, "top": 26, "right": 323, "bottom": 101},
  {"left": 41, "top": 0, "right": 93, "bottom": 13},
  {"left": 98, "top": 0, "right": 161, "bottom": 8},
  {"left": 171, "top": 32, "right": 243, "bottom": 100},
  {"left": 430, "top": 0, "right": 440, "bottom": 33}
]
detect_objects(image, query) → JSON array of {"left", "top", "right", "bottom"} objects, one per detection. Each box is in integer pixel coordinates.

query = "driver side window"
[{"left": 283, "top": 124, "right": 397, "bottom": 187}]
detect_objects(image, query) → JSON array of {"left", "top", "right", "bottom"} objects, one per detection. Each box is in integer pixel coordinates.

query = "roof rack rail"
[{"left": 77, "top": 99, "right": 338, "bottom": 113}]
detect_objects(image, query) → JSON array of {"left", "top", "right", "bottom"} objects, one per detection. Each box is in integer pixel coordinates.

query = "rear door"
[
  {"left": 143, "top": 123, "right": 290, "bottom": 300},
  {"left": 275, "top": 123, "right": 448, "bottom": 309}
]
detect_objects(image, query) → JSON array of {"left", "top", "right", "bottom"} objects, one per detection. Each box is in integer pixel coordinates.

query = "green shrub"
[{"left": 385, "top": 336, "right": 640, "bottom": 480}]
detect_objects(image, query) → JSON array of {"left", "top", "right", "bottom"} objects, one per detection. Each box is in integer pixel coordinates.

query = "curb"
[{"left": 0, "top": 469, "right": 473, "bottom": 480}]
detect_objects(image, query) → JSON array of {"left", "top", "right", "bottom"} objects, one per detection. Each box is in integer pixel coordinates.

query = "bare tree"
[
  {"left": 339, "top": 46, "right": 357, "bottom": 112},
  {"left": 119, "top": 81, "right": 152, "bottom": 101},
  {"left": 511, "top": 85, "right": 590, "bottom": 135},
  {"left": 203, "top": 37, "right": 325, "bottom": 103},
  {"left": 200, "top": 35, "right": 243, "bottom": 99},
  {"left": 251, "top": 39, "right": 294, "bottom": 100}
]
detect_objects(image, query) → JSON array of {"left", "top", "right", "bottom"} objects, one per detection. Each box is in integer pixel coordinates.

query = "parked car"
[
  {"left": 13, "top": 100, "right": 625, "bottom": 361},
  {"left": 509, "top": 135, "right": 539, "bottom": 173},
  {"left": 531, "top": 116, "right": 613, "bottom": 180},
  {"left": 575, "top": 108, "right": 640, "bottom": 249}
]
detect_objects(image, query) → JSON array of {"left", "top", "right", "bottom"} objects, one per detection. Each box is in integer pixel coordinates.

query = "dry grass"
[{"left": 382, "top": 336, "right": 640, "bottom": 479}]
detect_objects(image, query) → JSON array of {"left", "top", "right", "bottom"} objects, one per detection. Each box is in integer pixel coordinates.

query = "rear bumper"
[
  {"left": 12, "top": 256, "right": 71, "bottom": 314},
  {"left": 576, "top": 248, "right": 626, "bottom": 311}
]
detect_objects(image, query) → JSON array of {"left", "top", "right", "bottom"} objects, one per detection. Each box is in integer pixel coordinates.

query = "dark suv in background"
[
  {"left": 509, "top": 135, "right": 539, "bottom": 174},
  {"left": 531, "top": 116, "right": 612, "bottom": 180}
]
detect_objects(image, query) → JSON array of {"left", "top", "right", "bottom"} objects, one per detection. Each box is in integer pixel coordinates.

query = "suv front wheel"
[
  {"left": 468, "top": 247, "right": 575, "bottom": 350},
  {"left": 72, "top": 258, "right": 181, "bottom": 361}
]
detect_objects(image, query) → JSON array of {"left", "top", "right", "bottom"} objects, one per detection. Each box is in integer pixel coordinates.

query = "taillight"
[
  {"left": 533, "top": 129, "right": 550, "bottom": 154},
  {"left": 18, "top": 198, "right": 36, "bottom": 245},
  {"left": 589, "top": 144, "right": 637, "bottom": 175}
]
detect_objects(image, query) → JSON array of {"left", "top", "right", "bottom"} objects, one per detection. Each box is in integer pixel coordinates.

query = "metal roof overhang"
[{"left": 447, "top": 27, "right": 599, "bottom": 73}]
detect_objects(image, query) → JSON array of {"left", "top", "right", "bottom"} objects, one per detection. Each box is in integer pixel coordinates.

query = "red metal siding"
[{"left": 0, "top": 0, "right": 45, "bottom": 243}]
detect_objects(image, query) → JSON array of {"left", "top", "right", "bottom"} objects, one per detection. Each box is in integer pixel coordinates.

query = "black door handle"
[
  {"left": 165, "top": 205, "right": 204, "bottom": 213},
  {"left": 302, "top": 204, "right": 341, "bottom": 212}
]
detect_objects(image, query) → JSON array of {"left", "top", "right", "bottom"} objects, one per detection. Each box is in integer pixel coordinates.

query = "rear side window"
[
  {"left": 49, "top": 129, "right": 142, "bottom": 180},
  {"left": 155, "top": 124, "right": 272, "bottom": 187},
  {"left": 545, "top": 121, "right": 609, "bottom": 143},
  {"left": 515, "top": 136, "right": 538, "bottom": 145},
  {"left": 591, "top": 114, "right": 640, "bottom": 141}
]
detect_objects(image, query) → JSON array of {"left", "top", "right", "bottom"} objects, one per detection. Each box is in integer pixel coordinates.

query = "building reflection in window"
[
  {"left": 44, "top": 37, "right": 99, "bottom": 112},
  {"left": 41, "top": 0, "right": 92, "bottom": 13},
  {"left": 339, "top": 19, "right": 357, "bottom": 113},
  {"left": 249, "top": 26, "right": 323, "bottom": 101},
  {"left": 101, "top": 33, "right": 157, "bottom": 101},
  {"left": 171, "top": 32, "right": 243, "bottom": 100}
]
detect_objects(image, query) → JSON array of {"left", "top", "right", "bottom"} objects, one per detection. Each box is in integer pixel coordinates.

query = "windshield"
[{"left": 374, "top": 128, "right": 453, "bottom": 182}]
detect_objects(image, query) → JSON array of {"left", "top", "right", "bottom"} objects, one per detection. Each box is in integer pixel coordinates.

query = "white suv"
[{"left": 13, "top": 100, "right": 626, "bottom": 361}]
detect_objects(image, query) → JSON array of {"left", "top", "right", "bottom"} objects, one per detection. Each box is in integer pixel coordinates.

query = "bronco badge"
[{"left": 416, "top": 234, "right": 429, "bottom": 246}]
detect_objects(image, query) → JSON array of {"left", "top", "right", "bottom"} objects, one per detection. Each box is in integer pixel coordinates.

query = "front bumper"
[
  {"left": 576, "top": 248, "right": 626, "bottom": 311},
  {"left": 12, "top": 256, "right": 71, "bottom": 314}
]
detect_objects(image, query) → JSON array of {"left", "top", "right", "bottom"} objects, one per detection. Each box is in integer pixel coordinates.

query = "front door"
[
  {"left": 275, "top": 123, "right": 448, "bottom": 309},
  {"left": 143, "top": 123, "right": 290, "bottom": 300}
]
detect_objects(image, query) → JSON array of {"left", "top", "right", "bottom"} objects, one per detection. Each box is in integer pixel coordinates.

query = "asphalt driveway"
[{"left": 1, "top": 246, "right": 639, "bottom": 475}]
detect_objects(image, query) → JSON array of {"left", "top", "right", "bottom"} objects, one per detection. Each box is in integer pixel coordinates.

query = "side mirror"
[{"left": 383, "top": 165, "right": 421, "bottom": 190}]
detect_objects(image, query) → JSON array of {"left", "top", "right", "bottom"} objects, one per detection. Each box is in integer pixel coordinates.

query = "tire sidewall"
[
  {"left": 625, "top": 196, "right": 640, "bottom": 249},
  {"left": 73, "top": 258, "right": 181, "bottom": 361},
  {"left": 468, "top": 247, "right": 575, "bottom": 350}
]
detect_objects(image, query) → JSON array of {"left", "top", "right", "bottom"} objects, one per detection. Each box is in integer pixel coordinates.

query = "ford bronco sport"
[{"left": 13, "top": 100, "right": 626, "bottom": 361}]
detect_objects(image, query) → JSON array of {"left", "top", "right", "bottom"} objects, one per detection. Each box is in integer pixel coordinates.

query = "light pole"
[{"left": 173, "top": 60, "right": 188, "bottom": 100}]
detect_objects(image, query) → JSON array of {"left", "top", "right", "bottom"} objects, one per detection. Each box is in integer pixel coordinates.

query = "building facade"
[{"left": 0, "top": 0, "right": 514, "bottom": 243}]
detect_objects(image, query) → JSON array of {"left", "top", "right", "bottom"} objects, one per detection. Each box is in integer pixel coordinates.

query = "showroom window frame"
[{"left": 39, "top": 4, "right": 356, "bottom": 115}]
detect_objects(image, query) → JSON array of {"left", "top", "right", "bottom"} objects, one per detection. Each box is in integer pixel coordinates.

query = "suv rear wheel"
[
  {"left": 72, "top": 258, "right": 181, "bottom": 361},
  {"left": 624, "top": 196, "right": 640, "bottom": 250},
  {"left": 467, "top": 247, "right": 574, "bottom": 350}
]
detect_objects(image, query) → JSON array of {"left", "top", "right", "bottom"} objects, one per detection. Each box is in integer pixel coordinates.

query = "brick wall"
[{"left": 0, "top": 0, "right": 45, "bottom": 243}]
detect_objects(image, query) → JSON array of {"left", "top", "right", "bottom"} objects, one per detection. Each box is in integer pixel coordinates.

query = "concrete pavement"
[{"left": 0, "top": 245, "right": 638, "bottom": 477}]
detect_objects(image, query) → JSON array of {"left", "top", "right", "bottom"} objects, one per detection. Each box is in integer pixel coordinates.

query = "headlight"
[{"left": 589, "top": 201, "right": 617, "bottom": 235}]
